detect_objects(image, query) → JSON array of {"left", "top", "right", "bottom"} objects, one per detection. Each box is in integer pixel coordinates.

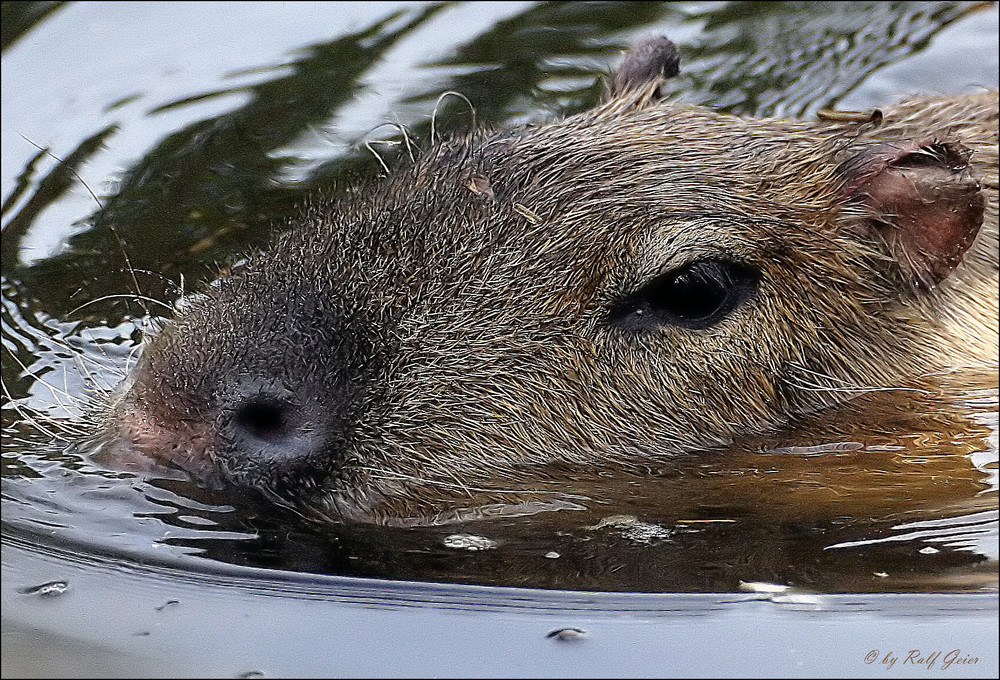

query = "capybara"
[{"left": 100, "top": 38, "right": 999, "bottom": 522}]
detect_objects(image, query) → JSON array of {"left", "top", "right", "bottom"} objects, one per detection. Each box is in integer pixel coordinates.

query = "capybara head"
[{"left": 102, "top": 38, "right": 997, "bottom": 521}]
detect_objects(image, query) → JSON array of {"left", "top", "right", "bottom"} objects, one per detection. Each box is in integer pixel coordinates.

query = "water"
[{"left": 2, "top": 2, "right": 998, "bottom": 676}]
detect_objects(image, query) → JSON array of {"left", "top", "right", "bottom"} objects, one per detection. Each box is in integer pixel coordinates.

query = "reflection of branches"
[
  {"left": 674, "top": 0, "right": 980, "bottom": 117},
  {"left": 14, "top": 4, "right": 448, "bottom": 320},
  {"left": 94, "top": 3, "right": 446, "bottom": 248},
  {"left": 307, "top": 1, "right": 675, "bottom": 186},
  {"left": 0, "top": 1, "right": 67, "bottom": 53},
  {"left": 1, "top": 126, "right": 117, "bottom": 270},
  {"left": 404, "top": 1, "right": 674, "bottom": 125}
]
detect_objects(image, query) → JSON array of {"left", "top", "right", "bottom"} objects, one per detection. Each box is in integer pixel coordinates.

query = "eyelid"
[
  {"left": 633, "top": 239, "right": 754, "bottom": 281},
  {"left": 608, "top": 258, "right": 759, "bottom": 332},
  {"left": 613, "top": 249, "right": 753, "bottom": 310}
]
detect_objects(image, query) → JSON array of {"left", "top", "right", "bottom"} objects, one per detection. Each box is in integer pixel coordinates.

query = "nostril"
[
  {"left": 235, "top": 399, "right": 290, "bottom": 441},
  {"left": 219, "top": 380, "right": 328, "bottom": 472}
]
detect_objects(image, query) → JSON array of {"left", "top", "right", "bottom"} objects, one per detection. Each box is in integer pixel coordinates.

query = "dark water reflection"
[{"left": 2, "top": 1, "right": 998, "bottom": 594}]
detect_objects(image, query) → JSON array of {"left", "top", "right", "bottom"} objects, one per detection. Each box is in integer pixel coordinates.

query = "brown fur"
[{"left": 102, "top": 43, "right": 999, "bottom": 523}]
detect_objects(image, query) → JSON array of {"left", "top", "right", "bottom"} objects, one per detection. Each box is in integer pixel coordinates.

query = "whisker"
[
  {"left": 17, "top": 134, "right": 104, "bottom": 210},
  {"left": 18, "top": 136, "right": 151, "bottom": 318},
  {"left": 431, "top": 90, "right": 476, "bottom": 145},
  {"left": 1, "top": 380, "right": 82, "bottom": 440},
  {"left": 3, "top": 345, "right": 85, "bottom": 414},
  {"left": 67, "top": 294, "right": 174, "bottom": 317},
  {"left": 389, "top": 115, "right": 417, "bottom": 164},
  {"left": 363, "top": 140, "right": 391, "bottom": 176}
]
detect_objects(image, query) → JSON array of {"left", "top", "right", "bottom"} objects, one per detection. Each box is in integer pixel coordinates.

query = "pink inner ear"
[{"left": 839, "top": 139, "right": 985, "bottom": 289}]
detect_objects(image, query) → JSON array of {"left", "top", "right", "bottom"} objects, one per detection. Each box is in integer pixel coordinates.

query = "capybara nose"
[
  {"left": 217, "top": 380, "right": 337, "bottom": 486},
  {"left": 231, "top": 397, "right": 297, "bottom": 449}
]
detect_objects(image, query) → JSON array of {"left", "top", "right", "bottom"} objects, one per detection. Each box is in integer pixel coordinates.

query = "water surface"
[{"left": 2, "top": 1, "right": 998, "bottom": 675}]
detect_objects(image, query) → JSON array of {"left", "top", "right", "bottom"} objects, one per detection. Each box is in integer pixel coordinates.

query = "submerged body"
[{"left": 103, "top": 39, "right": 999, "bottom": 522}]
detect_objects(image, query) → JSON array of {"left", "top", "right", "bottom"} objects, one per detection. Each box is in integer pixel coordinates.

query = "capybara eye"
[
  {"left": 234, "top": 399, "right": 291, "bottom": 441},
  {"left": 611, "top": 260, "right": 758, "bottom": 331}
]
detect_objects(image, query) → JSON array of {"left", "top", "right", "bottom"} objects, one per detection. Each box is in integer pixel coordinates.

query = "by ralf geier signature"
[{"left": 865, "top": 649, "right": 980, "bottom": 671}]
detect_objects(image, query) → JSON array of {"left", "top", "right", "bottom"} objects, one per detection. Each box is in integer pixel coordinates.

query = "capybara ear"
[
  {"left": 837, "top": 139, "right": 985, "bottom": 290},
  {"left": 609, "top": 35, "right": 680, "bottom": 103}
]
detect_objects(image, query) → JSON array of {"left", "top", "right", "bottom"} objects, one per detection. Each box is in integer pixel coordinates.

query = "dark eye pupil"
[
  {"left": 611, "top": 260, "right": 757, "bottom": 331},
  {"left": 236, "top": 400, "right": 288, "bottom": 440},
  {"left": 663, "top": 266, "right": 728, "bottom": 321}
]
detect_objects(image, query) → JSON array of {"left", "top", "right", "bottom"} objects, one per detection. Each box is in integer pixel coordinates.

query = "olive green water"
[{"left": 2, "top": 2, "right": 999, "bottom": 675}]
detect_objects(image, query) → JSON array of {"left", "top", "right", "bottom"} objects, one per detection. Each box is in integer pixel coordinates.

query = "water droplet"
[
  {"left": 738, "top": 580, "right": 790, "bottom": 594},
  {"left": 547, "top": 627, "right": 587, "bottom": 641}
]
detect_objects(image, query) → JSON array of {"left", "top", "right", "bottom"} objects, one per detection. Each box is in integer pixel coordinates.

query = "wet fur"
[{"left": 105, "top": 50, "right": 999, "bottom": 522}]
